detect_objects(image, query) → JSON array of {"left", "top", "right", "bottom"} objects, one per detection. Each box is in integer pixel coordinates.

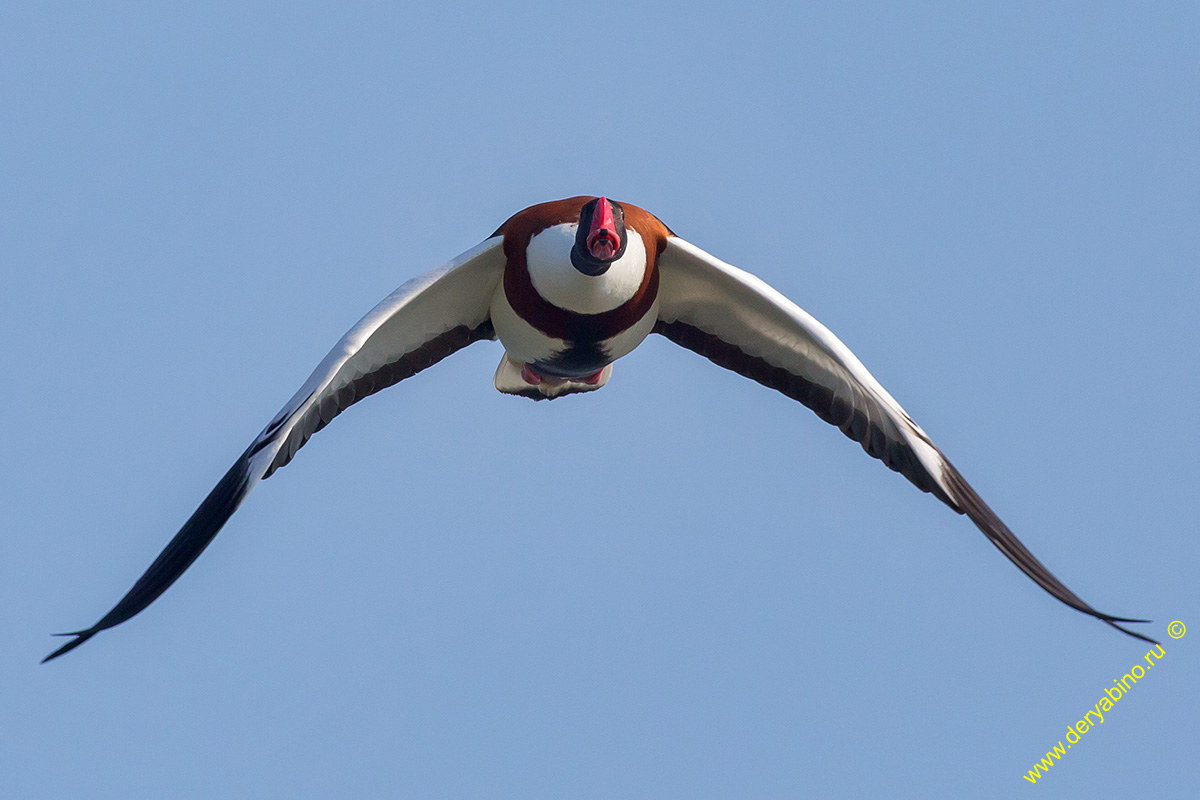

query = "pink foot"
[
  {"left": 583, "top": 369, "right": 606, "bottom": 385},
  {"left": 520, "top": 364, "right": 543, "bottom": 386}
]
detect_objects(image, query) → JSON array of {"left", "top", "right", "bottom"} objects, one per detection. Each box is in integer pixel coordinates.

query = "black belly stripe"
[{"left": 534, "top": 340, "right": 611, "bottom": 378}]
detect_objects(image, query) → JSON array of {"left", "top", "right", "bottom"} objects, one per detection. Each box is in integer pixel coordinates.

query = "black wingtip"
[
  {"left": 42, "top": 629, "right": 99, "bottom": 664},
  {"left": 1101, "top": 615, "right": 1153, "bottom": 625},
  {"left": 1104, "top": 619, "right": 1159, "bottom": 646},
  {"left": 40, "top": 450, "right": 259, "bottom": 665},
  {"left": 1083, "top": 609, "right": 1157, "bottom": 642}
]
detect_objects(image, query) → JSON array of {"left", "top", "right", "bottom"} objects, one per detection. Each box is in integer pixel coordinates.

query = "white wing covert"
[
  {"left": 45, "top": 237, "right": 506, "bottom": 662},
  {"left": 654, "top": 236, "right": 1152, "bottom": 643}
]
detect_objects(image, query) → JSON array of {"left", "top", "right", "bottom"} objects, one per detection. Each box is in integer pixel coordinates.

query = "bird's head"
[{"left": 571, "top": 197, "right": 627, "bottom": 276}]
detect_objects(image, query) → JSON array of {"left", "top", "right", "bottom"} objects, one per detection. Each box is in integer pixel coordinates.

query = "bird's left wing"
[
  {"left": 44, "top": 236, "right": 506, "bottom": 662},
  {"left": 654, "top": 235, "right": 1153, "bottom": 642}
]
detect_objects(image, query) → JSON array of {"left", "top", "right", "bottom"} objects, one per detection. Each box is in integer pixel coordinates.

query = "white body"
[{"left": 489, "top": 224, "right": 659, "bottom": 368}]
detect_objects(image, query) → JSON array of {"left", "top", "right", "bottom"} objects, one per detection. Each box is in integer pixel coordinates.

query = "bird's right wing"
[{"left": 44, "top": 236, "right": 507, "bottom": 662}]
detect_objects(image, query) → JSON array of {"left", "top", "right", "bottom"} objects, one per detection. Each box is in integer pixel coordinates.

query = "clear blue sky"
[{"left": 3, "top": 2, "right": 1197, "bottom": 797}]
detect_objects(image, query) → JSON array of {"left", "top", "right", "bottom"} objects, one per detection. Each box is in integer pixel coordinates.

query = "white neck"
[{"left": 525, "top": 223, "right": 648, "bottom": 314}]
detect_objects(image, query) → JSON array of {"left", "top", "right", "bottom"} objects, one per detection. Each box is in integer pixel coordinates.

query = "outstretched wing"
[
  {"left": 45, "top": 237, "right": 506, "bottom": 662},
  {"left": 654, "top": 235, "right": 1153, "bottom": 643}
]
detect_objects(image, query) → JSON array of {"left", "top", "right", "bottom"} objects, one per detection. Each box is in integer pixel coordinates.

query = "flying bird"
[{"left": 44, "top": 196, "right": 1153, "bottom": 662}]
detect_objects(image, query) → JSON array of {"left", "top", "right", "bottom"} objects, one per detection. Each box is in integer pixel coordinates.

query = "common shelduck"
[{"left": 43, "top": 196, "right": 1153, "bottom": 661}]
